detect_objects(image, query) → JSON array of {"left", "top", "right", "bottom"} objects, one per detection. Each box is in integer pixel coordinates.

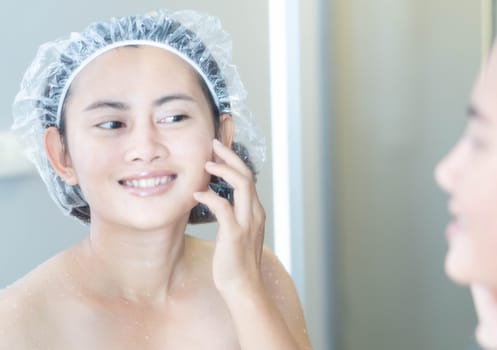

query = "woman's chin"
[{"left": 444, "top": 248, "right": 472, "bottom": 286}]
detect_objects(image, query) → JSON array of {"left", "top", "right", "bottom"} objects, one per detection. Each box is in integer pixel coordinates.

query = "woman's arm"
[
  {"left": 193, "top": 139, "right": 312, "bottom": 350},
  {"left": 220, "top": 247, "right": 311, "bottom": 350}
]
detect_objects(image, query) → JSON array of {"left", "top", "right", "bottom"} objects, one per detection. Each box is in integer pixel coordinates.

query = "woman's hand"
[
  {"left": 193, "top": 139, "right": 266, "bottom": 296},
  {"left": 194, "top": 139, "right": 311, "bottom": 350},
  {"left": 471, "top": 284, "right": 497, "bottom": 349}
]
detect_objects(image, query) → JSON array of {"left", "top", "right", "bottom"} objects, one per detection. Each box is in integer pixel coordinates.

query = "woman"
[
  {"left": 436, "top": 40, "right": 497, "bottom": 348},
  {"left": 1, "top": 10, "right": 311, "bottom": 349}
]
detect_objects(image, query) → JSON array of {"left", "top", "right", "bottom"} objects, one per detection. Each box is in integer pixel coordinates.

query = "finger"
[
  {"left": 206, "top": 160, "right": 265, "bottom": 232},
  {"left": 193, "top": 190, "right": 238, "bottom": 230},
  {"left": 212, "top": 139, "right": 261, "bottom": 222},
  {"left": 251, "top": 189, "right": 265, "bottom": 218},
  {"left": 205, "top": 161, "right": 254, "bottom": 195},
  {"left": 205, "top": 161, "right": 252, "bottom": 228},
  {"left": 213, "top": 139, "right": 253, "bottom": 179}
]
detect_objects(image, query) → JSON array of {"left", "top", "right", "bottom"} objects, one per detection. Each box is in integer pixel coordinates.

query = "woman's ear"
[
  {"left": 218, "top": 114, "right": 234, "bottom": 148},
  {"left": 44, "top": 127, "right": 78, "bottom": 186}
]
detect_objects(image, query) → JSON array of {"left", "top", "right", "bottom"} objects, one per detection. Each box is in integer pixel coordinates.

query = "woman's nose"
[
  {"left": 435, "top": 157, "right": 452, "bottom": 193},
  {"left": 124, "top": 121, "right": 168, "bottom": 163},
  {"left": 434, "top": 141, "right": 464, "bottom": 194}
]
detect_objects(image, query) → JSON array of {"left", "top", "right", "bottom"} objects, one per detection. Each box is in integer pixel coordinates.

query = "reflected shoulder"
[{"left": 260, "top": 246, "right": 312, "bottom": 350}]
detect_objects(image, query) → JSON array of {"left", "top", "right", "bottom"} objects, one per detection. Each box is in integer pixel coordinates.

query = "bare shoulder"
[
  {"left": 0, "top": 286, "right": 24, "bottom": 346},
  {"left": 260, "top": 247, "right": 312, "bottom": 349},
  {"left": 0, "top": 249, "right": 72, "bottom": 347},
  {"left": 185, "top": 237, "right": 311, "bottom": 348},
  {"left": 0, "top": 273, "right": 46, "bottom": 347},
  {"left": 260, "top": 246, "right": 299, "bottom": 301}
]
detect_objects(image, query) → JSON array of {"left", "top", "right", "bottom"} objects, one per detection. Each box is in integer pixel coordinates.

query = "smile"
[{"left": 121, "top": 176, "right": 176, "bottom": 189}]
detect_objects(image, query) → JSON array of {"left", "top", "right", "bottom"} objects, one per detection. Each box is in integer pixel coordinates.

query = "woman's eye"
[
  {"left": 470, "top": 137, "right": 487, "bottom": 151},
  {"left": 158, "top": 114, "right": 187, "bottom": 124},
  {"left": 466, "top": 133, "right": 489, "bottom": 152},
  {"left": 97, "top": 121, "right": 125, "bottom": 129}
]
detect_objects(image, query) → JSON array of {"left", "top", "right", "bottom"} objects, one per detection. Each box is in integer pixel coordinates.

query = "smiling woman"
[
  {"left": 2, "top": 10, "right": 311, "bottom": 350},
  {"left": 436, "top": 40, "right": 497, "bottom": 349},
  {"left": 47, "top": 45, "right": 222, "bottom": 231}
]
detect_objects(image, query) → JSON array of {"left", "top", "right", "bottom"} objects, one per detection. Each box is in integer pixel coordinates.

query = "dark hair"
[{"left": 37, "top": 13, "right": 257, "bottom": 226}]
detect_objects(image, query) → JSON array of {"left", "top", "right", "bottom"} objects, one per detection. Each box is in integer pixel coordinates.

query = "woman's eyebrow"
[
  {"left": 153, "top": 94, "right": 195, "bottom": 107},
  {"left": 467, "top": 104, "right": 490, "bottom": 123},
  {"left": 83, "top": 100, "right": 129, "bottom": 112},
  {"left": 83, "top": 94, "right": 195, "bottom": 112}
]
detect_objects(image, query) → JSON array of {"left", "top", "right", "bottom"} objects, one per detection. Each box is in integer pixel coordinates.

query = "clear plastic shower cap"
[{"left": 11, "top": 9, "right": 265, "bottom": 225}]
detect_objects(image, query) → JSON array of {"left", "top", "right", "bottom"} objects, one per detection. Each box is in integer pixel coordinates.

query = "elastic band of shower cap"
[
  {"left": 11, "top": 9, "right": 266, "bottom": 225},
  {"left": 55, "top": 39, "right": 223, "bottom": 126}
]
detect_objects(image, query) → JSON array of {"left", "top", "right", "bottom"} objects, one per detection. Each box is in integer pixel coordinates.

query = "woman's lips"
[
  {"left": 118, "top": 172, "right": 177, "bottom": 197},
  {"left": 446, "top": 218, "right": 462, "bottom": 241}
]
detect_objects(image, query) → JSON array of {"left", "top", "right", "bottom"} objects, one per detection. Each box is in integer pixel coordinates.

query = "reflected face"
[
  {"left": 62, "top": 45, "right": 216, "bottom": 230},
  {"left": 435, "top": 46, "right": 497, "bottom": 347},
  {"left": 436, "top": 48, "right": 497, "bottom": 288}
]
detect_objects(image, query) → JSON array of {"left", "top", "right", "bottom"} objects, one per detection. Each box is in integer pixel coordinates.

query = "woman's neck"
[{"left": 78, "top": 217, "right": 190, "bottom": 304}]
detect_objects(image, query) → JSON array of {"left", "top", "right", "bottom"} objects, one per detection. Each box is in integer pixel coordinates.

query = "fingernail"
[
  {"left": 206, "top": 161, "right": 216, "bottom": 168},
  {"left": 193, "top": 192, "right": 201, "bottom": 200},
  {"left": 213, "top": 139, "right": 222, "bottom": 147}
]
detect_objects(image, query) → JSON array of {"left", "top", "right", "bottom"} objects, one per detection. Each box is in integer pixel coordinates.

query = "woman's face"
[
  {"left": 436, "top": 46, "right": 497, "bottom": 347},
  {"left": 61, "top": 45, "right": 218, "bottom": 230},
  {"left": 436, "top": 46, "right": 497, "bottom": 288}
]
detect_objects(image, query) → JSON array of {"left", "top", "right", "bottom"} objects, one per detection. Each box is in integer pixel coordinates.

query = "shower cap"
[{"left": 11, "top": 9, "right": 265, "bottom": 225}]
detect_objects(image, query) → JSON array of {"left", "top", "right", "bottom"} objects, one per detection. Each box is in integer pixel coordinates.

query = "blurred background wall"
[
  {"left": 0, "top": 0, "right": 274, "bottom": 329},
  {"left": 0, "top": 0, "right": 271, "bottom": 284},
  {"left": 0, "top": 0, "right": 487, "bottom": 349},
  {"left": 325, "top": 0, "right": 482, "bottom": 349}
]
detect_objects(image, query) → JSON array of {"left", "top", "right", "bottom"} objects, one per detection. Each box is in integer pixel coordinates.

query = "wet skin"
[{"left": 0, "top": 46, "right": 311, "bottom": 349}]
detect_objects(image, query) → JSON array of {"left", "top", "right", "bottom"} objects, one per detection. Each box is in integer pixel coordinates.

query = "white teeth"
[{"left": 123, "top": 176, "right": 173, "bottom": 188}]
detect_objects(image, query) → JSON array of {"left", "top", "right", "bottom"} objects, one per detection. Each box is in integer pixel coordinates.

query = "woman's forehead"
[
  {"left": 471, "top": 48, "right": 497, "bottom": 119},
  {"left": 67, "top": 46, "right": 202, "bottom": 104},
  {"left": 75, "top": 45, "right": 197, "bottom": 82}
]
